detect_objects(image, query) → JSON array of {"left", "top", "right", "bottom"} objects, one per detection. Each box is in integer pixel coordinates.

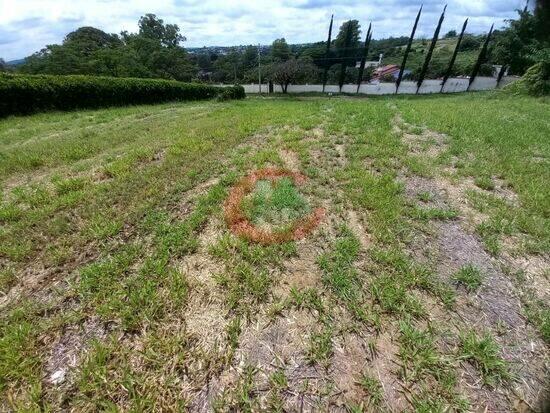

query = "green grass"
[
  {"left": 241, "top": 178, "right": 311, "bottom": 227},
  {"left": 358, "top": 372, "right": 383, "bottom": 407},
  {"left": 474, "top": 176, "right": 496, "bottom": 191},
  {"left": 458, "top": 330, "right": 511, "bottom": 386},
  {"left": 0, "top": 92, "right": 548, "bottom": 411},
  {"left": 453, "top": 264, "right": 484, "bottom": 292}
]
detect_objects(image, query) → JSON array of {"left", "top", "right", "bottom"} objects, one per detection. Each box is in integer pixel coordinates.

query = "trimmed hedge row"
[{"left": 0, "top": 73, "right": 245, "bottom": 117}]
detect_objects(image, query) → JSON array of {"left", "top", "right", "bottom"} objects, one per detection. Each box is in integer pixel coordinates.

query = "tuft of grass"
[
  {"left": 453, "top": 264, "right": 484, "bottom": 292},
  {"left": 318, "top": 226, "right": 361, "bottom": 302},
  {"left": 241, "top": 178, "right": 310, "bottom": 227},
  {"left": 0, "top": 304, "right": 43, "bottom": 409},
  {"left": 307, "top": 325, "right": 333, "bottom": 366},
  {"left": 52, "top": 176, "right": 89, "bottom": 195},
  {"left": 358, "top": 372, "right": 383, "bottom": 407},
  {"left": 370, "top": 274, "right": 425, "bottom": 317},
  {"left": 226, "top": 317, "right": 242, "bottom": 351},
  {"left": 0, "top": 203, "right": 23, "bottom": 223},
  {"left": 0, "top": 267, "right": 17, "bottom": 293},
  {"left": 474, "top": 176, "right": 495, "bottom": 191},
  {"left": 417, "top": 191, "right": 434, "bottom": 202},
  {"left": 458, "top": 330, "right": 511, "bottom": 386},
  {"left": 215, "top": 262, "right": 271, "bottom": 313},
  {"left": 289, "top": 287, "right": 325, "bottom": 314}
]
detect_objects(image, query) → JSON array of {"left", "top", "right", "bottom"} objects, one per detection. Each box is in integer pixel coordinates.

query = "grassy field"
[{"left": 0, "top": 92, "right": 548, "bottom": 412}]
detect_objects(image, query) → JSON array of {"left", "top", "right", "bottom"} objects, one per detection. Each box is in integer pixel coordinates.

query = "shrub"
[
  {"left": 0, "top": 73, "right": 245, "bottom": 117},
  {"left": 217, "top": 84, "right": 246, "bottom": 101},
  {"left": 504, "top": 62, "right": 550, "bottom": 96}
]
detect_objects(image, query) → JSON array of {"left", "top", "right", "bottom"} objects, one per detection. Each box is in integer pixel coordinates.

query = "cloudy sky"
[{"left": 0, "top": 0, "right": 527, "bottom": 61}]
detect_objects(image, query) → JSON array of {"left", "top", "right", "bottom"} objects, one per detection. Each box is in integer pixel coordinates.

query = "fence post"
[
  {"left": 468, "top": 24, "right": 494, "bottom": 91},
  {"left": 416, "top": 5, "right": 447, "bottom": 94},
  {"left": 396, "top": 5, "right": 422, "bottom": 94},
  {"left": 322, "top": 15, "right": 334, "bottom": 93},
  {"left": 356, "top": 23, "right": 372, "bottom": 93},
  {"left": 440, "top": 18, "right": 468, "bottom": 93}
]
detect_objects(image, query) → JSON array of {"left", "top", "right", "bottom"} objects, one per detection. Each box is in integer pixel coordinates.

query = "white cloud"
[{"left": 0, "top": 0, "right": 525, "bottom": 61}]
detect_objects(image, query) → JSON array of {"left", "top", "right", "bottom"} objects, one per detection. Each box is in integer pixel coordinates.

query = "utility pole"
[{"left": 258, "top": 44, "right": 262, "bottom": 94}]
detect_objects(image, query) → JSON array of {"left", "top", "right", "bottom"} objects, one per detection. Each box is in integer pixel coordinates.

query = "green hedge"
[{"left": 0, "top": 73, "right": 245, "bottom": 117}]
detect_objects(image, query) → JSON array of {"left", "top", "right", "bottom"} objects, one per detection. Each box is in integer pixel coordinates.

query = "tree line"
[{"left": 1, "top": 5, "right": 548, "bottom": 89}]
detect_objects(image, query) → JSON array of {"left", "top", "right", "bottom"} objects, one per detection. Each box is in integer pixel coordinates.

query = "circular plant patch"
[{"left": 224, "top": 168, "right": 325, "bottom": 244}]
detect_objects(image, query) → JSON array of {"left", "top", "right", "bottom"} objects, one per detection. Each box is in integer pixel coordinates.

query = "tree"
[
  {"left": 18, "top": 14, "right": 194, "bottom": 81},
  {"left": 242, "top": 45, "right": 258, "bottom": 70},
  {"left": 459, "top": 35, "right": 481, "bottom": 51},
  {"left": 0, "top": 58, "right": 7, "bottom": 72},
  {"left": 138, "top": 14, "right": 185, "bottom": 47},
  {"left": 334, "top": 20, "right": 361, "bottom": 51},
  {"left": 271, "top": 38, "right": 291, "bottom": 62},
  {"left": 267, "top": 58, "right": 315, "bottom": 93},
  {"left": 212, "top": 48, "right": 242, "bottom": 82},
  {"left": 64, "top": 27, "right": 121, "bottom": 55},
  {"left": 492, "top": 8, "right": 550, "bottom": 74},
  {"left": 444, "top": 30, "right": 457, "bottom": 38}
]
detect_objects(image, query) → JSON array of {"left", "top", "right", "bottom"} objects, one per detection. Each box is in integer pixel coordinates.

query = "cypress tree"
[
  {"left": 468, "top": 24, "right": 494, "bottom": 90},
  {"left": 396, "top": 5, "right": 422, "bottom": 93},
  {"left": 496, "top": 64, "right": 508, "bottom": 86},
  {"left": 338, "top": 22, "right": 353, "bottom": 92},
  {"left": 322, "top": 15, "right": 334, "bottom": 93},
  {"left": 356, "top": 23, "right": 372, "bottom": 93},
  {"left": 416, "top": 5, "right": 447, "bottom": 94},
  {"left": 440, "top": 18, "right": 468, "bottom": 92}
]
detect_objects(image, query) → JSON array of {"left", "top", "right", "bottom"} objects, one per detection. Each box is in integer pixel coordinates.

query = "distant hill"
[{"left": 6, "top": 59, "right": 26, "bottom": 66}]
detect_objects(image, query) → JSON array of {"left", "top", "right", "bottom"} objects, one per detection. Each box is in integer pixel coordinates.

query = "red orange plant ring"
[{"left": 224, "top": 168, "right": 325, "bottom": 244}]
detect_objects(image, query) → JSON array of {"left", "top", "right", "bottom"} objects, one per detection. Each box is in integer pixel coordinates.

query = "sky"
[{"left": 0, "top": 0, "right": 528, "bottom": 61}]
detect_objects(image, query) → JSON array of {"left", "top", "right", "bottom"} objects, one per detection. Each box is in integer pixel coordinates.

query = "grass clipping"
[{"left": 224, "top": 168, "right": 325, "bottom": 244}]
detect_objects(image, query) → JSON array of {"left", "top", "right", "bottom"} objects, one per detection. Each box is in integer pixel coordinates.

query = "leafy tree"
[
  {"left": 492, "top": 8, "right": 550, "bottom": 74},
  {"left": 0, "top": 58, "right": 7, "bottom": 72},
  {"left": 271, "top": 38, "right": 291, "bottom": 62},
  {"left": 137, "top": 14, "right": 185, "bottom": 47},
  {"left": 334, "top": 20, "right": 361, "bottom": 51},
  {"left": 459, "top": 35, "right": 481, "bottom": 51},
  {"left": 444, "top": 30, "right": 457, "bottom": 38},
  {"left": 64, "top": 27, "right": 121, "bottom": 55},
  {"left": 266, "top": 58, "right": 315, "bottom": 93},
  {"left": 242, "top": 45, "right": 258, "bottom": 70},
  {"left": 212, "top": 48, "right": 242, "bottom": 82},
  {"left": 19, "top": 14, "right": 193, "bottom": 81}
]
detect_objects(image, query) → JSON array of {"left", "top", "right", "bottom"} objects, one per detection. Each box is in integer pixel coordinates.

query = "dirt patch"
[
  {"left": 44, "top": 317, "right": 107, "bottom": 386},
  {"left": 402, "top": 172, "right": 549, "bottom": 411},
  {"left": 234, "top": 310, "right": 333, "bottom": 411},
  {"left": 346, "top": 209, "right": 371, "bottom": 250},
  {"left": 279, "top": 148, "right": 300, "bottom": 171},
  {"left": 277, "top": 240, "right": 323, "bottom": 294},
  {"left": 331, "top": 333, "right": 369, "bottom": 404},
  {"left": 367, "top": 331, "right": 408, "bottom": 412},
  {"left": 393, "top": 114, "right": 448, "bottom": 159}
]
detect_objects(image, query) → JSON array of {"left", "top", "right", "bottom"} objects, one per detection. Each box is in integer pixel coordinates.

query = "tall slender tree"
[
  {"left": 356, "top": 23, "right": 372, "bottom": 93},
  {"left": 396, "top": 5, "right": 422, "bottom": 93},
  {"left": 338, "top": 22, "right": 354, "bottom": 92},
  {"left": 322, "top": 15, "right": 334, "bottom": 93},
  {"left": 468, "top": 24, "right": 494, "bottom": 90},
  {"left": 416, "top": 5, "right": 447, "bottom": 94},
  {"left": 496, "top": 63, "right": 508, "bottom": 86},
  {"left": 440, "top": 18, "right": 468, "bottom": 92}
]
